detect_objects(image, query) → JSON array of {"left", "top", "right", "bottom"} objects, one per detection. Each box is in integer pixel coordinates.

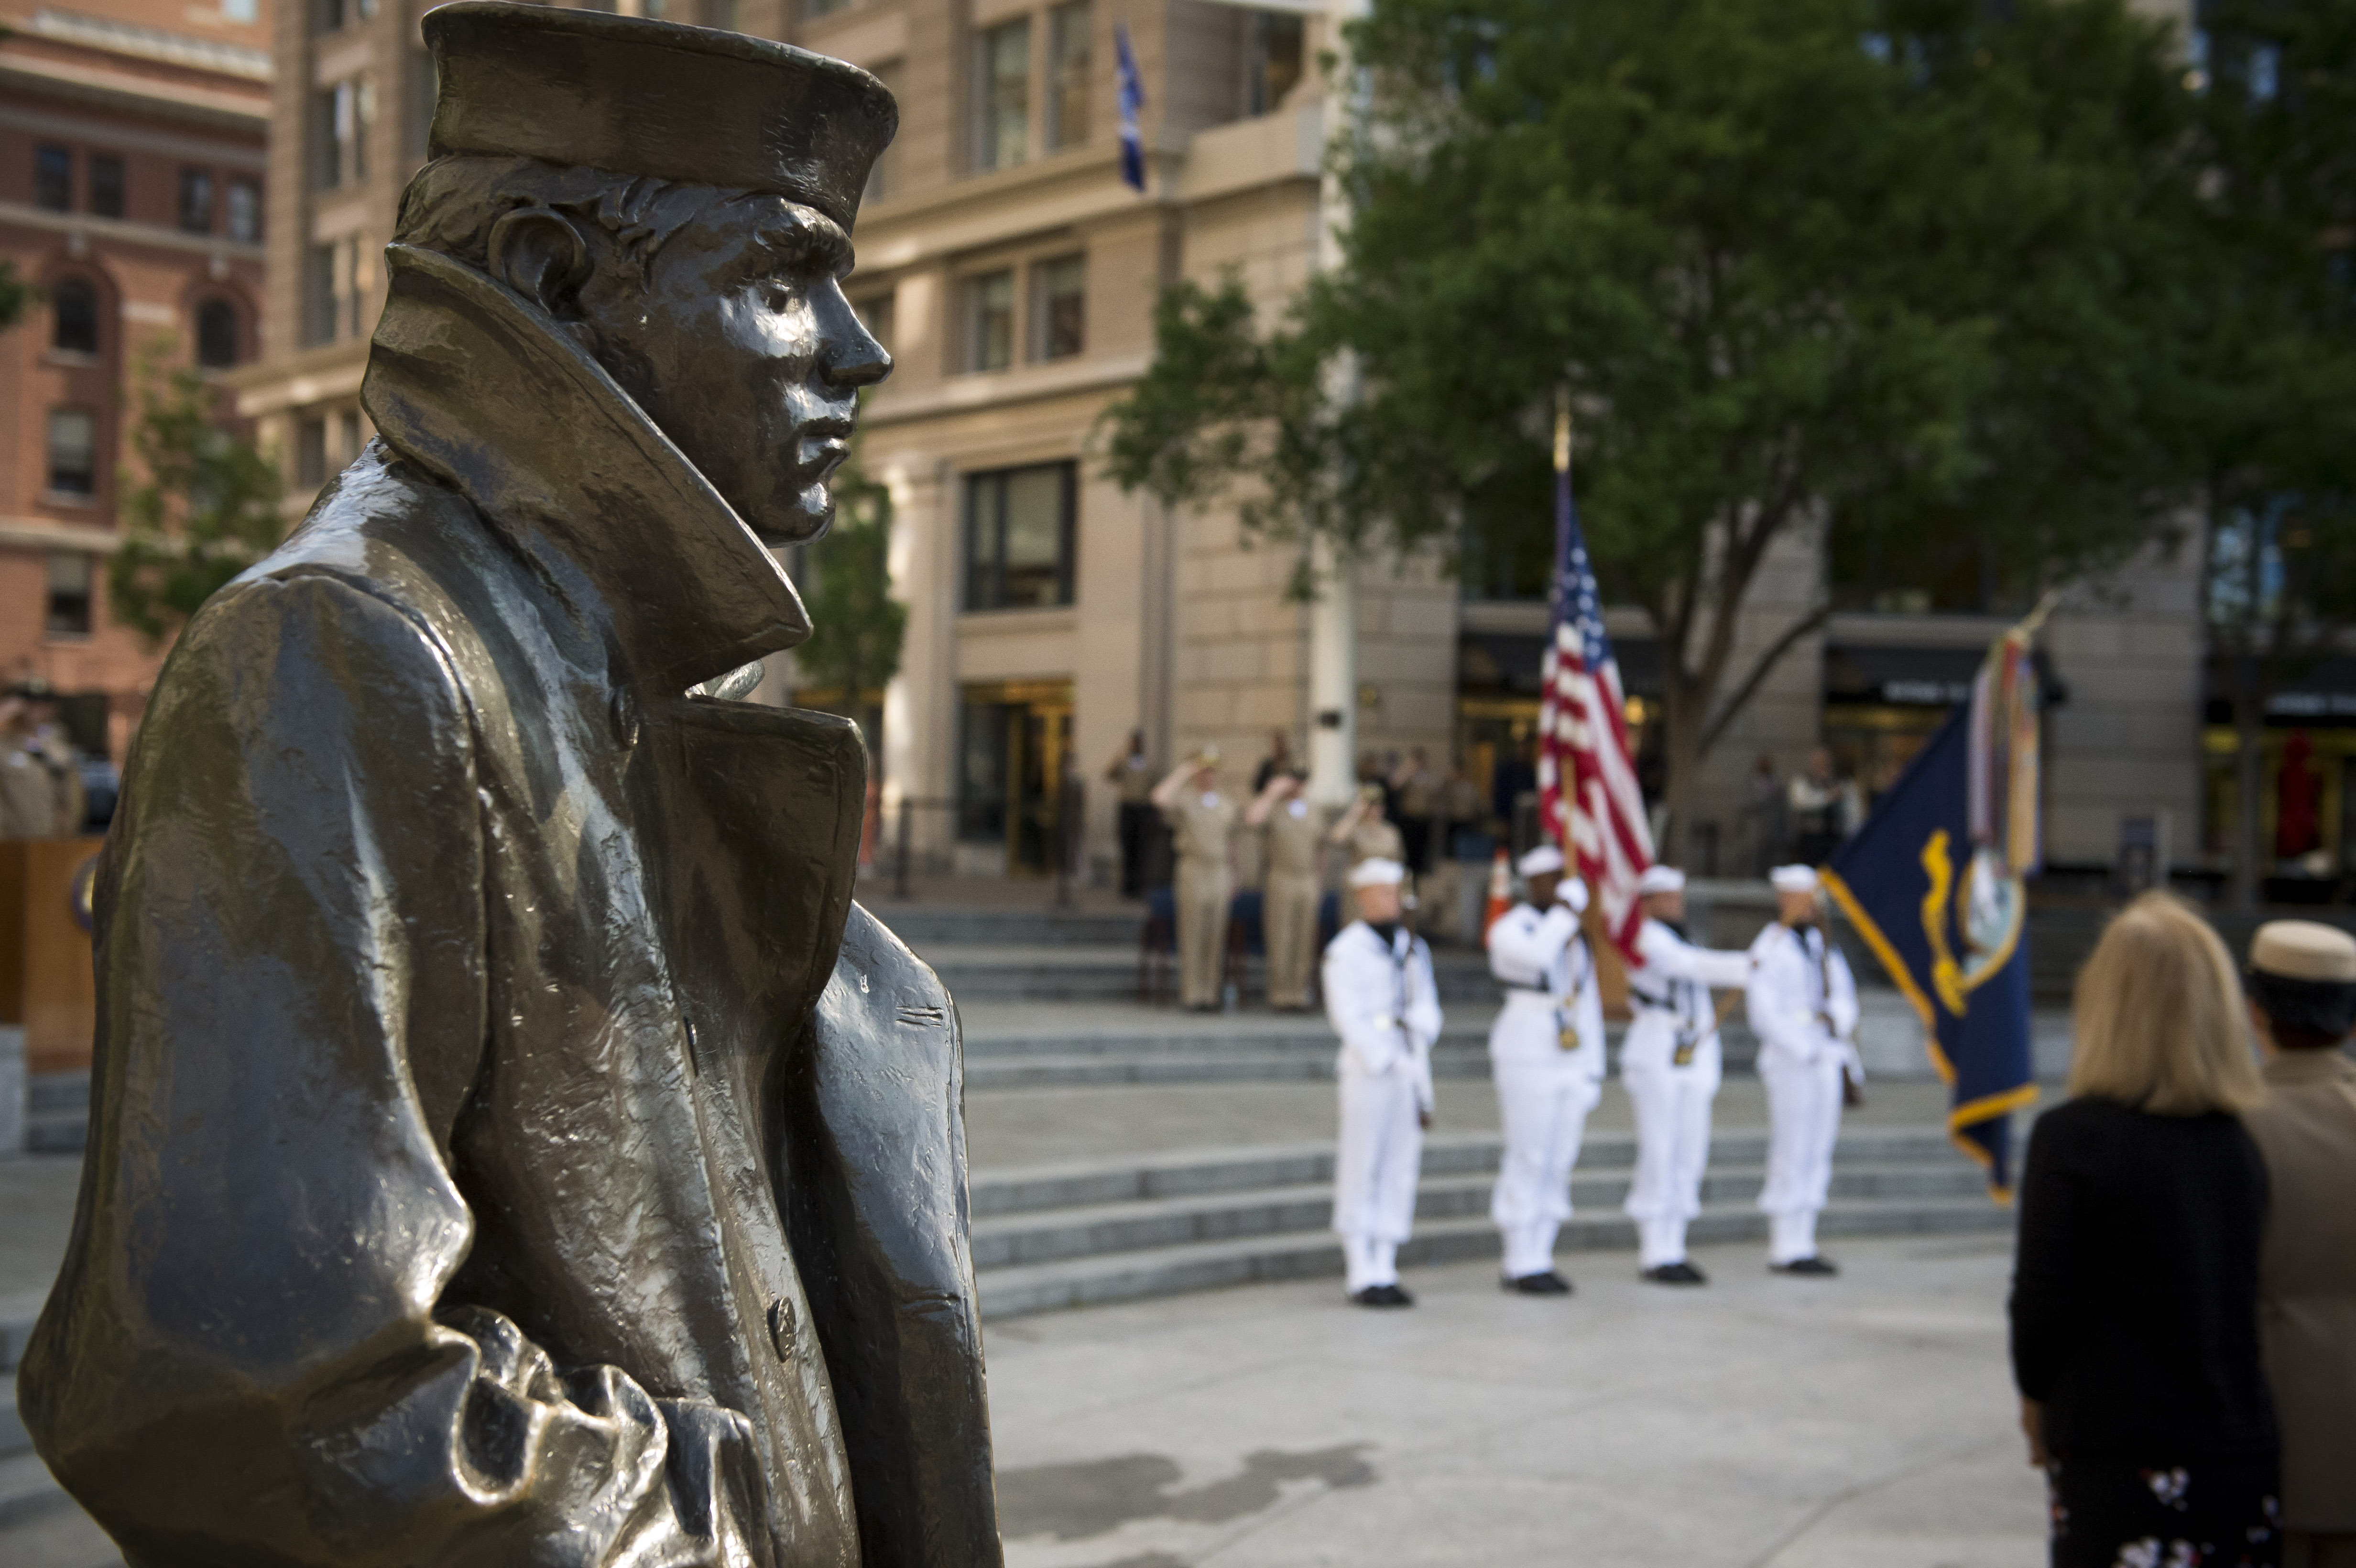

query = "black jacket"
[
  {"left": 21, "top": 245, "right": 1001, "bottom": 1567},
  {"left": 2010, "top": 1094, "right": 2276, "bottom": 1462}
]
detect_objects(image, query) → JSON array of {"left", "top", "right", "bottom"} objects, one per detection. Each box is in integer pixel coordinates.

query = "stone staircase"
[
  {"left": 0, "top": 1315, "right": 89, "bottom": 1560},
  {"left": 971, "top": 1123, "right": 2009, "bottom": 1321}
]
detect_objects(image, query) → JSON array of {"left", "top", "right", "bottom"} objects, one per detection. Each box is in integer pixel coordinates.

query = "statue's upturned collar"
[{"left": 362, "top": 242, "right": 812, "bottom": 693}]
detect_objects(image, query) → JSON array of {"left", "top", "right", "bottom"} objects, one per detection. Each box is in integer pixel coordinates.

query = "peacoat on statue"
[{"left": 19, "top": 7, "right": 1002, "bottom": 1564}]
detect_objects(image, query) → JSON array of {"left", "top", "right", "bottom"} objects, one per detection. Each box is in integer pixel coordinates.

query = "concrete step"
[
  {"left": 0, "top": 1450, "right": 71, "bottom": 1530},
  {"left": 975, "top": 1194, "right": 2013, "bottom": 1320},
  {"left": 959, "top": 1022, "right": 1493, "bottom": 1058},
  {"left": 925, "top": 945, "right": 1499, "bottom": 1004},
  {"left": 874, "top": 906, "right": 1144, "bottom": 948},
  {"left": 0, "top": 1388, "right": 29, "bottom": 1461},
  {"left": 964, "top": 1048, "right": 1494, "bottom": 1090},
  {"left": 26, "top": 1075, "right": 87, "bottom": 1155}
]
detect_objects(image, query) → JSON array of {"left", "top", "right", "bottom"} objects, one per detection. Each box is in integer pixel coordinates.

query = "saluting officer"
[
  {"left": 1622, "top": 864, "right": 1755, "bottom": 1285},
  {"left": 1325, "top": 858, "right": 1440, "bottom": 1308},
  {"left": 1152, "top": 749, "right": 1238, "bottom": 1011},
  {"left": 1484, "top": 844, "right": 1603, "bottom": 1296},
  {"left": 1248, "top": 767, "right": 1321, "bottom": 1011},
  {"left": 1746, "top": 864, "right": 1861, "bottom": 1275}
]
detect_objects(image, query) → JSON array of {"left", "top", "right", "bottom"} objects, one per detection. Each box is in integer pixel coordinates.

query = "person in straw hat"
[
  {"left": 1622, "top": 863, "right": 1755, "bottom": 1285},
  {"left": 1745, "top": 864, "right": 1860, "bottom": 1276},
  {"left": 2242, "top": 918, "right": 2356, "bottom": 1567},
  {"left": 1324, "top": 857, "right": 1440, "bottom": 1307},
  {"left": 1483, "top": 843, "right": 1603, "bottom": 1296}
]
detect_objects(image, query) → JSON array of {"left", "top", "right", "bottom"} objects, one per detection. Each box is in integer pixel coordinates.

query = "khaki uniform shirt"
[
  {"left": 1168, "top": 792, "right": 1237, "bottom": 868},
  {"left": 2244, "top": 1047, "right": 2356, "bottom": 1531},
  {"left": 1265, "top": 799, "right": 1320, "bottom": 878},
  {"left": 1112, "top": 755, "right": 1154, "bottom": 805},
  {"left": 0, "top": 734, "right": 80, "bottom": 838}
]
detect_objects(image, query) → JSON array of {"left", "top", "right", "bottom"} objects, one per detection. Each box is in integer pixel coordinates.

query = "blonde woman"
[{"left": 2010, "top": 893, "right": 2280, "bottom": 1567}]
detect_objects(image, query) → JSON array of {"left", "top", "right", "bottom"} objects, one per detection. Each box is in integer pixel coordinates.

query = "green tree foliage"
[
  {"left": 794, "top": 457, "right": 907, "bottom": 762},
  {"left": 0, "top": 260, "right": 33, "bottom": 331},
  {"left": 2184, "top": 0, "right": 2356, "bottom": 905},
  {"left": 1102, "top": 0, "right": 2203, "bottom": 850},
  {"left": 109, "top": 342, "right": 285, "bottom": 646}
]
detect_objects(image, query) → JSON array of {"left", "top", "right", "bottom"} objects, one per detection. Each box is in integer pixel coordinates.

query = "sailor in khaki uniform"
[
  {"left": 1325, "top": 858, "right": 1440, "bottom": 1307},
  {"left": 1152, "top": 751, "right": 1238, "bottom": 1011},
  {"left": 1622, "top": 864, "right": 1755, "bottom": 1284},
  {"left": 1484, "top": 844, "right": 1604, "bottom": 1295},
  {"left": 1248, "top": 768, "right": 1321, "bottom": 1010},
  {"left": 1746, "top": 864, "right": 1860, "bottom": 1275}
]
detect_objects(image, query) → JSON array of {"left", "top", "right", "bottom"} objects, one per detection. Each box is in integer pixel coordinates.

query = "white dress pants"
[
  {"left": 1332, "top": 1066, "right": 1423, "bottom": 1288},
  {"left": 1621, "top": 1028, "right": 1721, "bottom": 1268},
  {"left": 1757, "top": 1046, "right": 1845, "bottom": 1263},
  {"left": 1488, "top": 1002, "right": 1602, "bottom": 1278}
]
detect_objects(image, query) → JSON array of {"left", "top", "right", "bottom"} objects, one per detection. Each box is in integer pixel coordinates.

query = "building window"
[
  {"left": 35, "top": 145, "right": 72, "bottom": 211},
  {"left": 411, "top": 50, "right": 437, "bottom": 160},
  {"left": 52, "top": 278, "right": 99, "bottom": 357},
  {"left": 47, "top": 408, "right": 98, "bottom": 498},
  {"left": 1047, "top": 1, "right": 1091, "bottom": 151},
  {"left": 317, "top": 79, "right": 370, "bottom": 189},
  {"left": 804, "top": 0, "right": 856, "bottom": 16},
  {"left": 313, "top": 0, "right": 344, "bottom": 33},
  {"left": 1249, "top": 12, "right": 1306, "bottom": 115},
  {"left": 223, "top": 0, "right": 257, "bottom": 21},
  {"left": 964, "top": 462, "right": 1076, "bottom": 610},
  {"left": 88, "top": 154, "right": 124, "bottom": 219},
  {"left": 45, "top": 554, "right": 93, "bottom": 638},
  {"left": 973, "top": 19, "right": 1030, "bottom": 171},
  {"left": 178, "top": 168, "right": 216, "bottom": 234},
  {"left": 964, "top": 269, "right": 1014, "bottom": 371},
  {"left": 304, "top": 241, "right": 339, "bottom": 345},
  {"left": 864, "top": 61, "right": 902, "bottom": 204},
  {"left": 704, "top": 0, "right": 737, "bottom": 29},
  {"left": 1030, "top": 253, "right": 1084, "bottom": 360},
  {"left": 196, "top": 300, "right": 240, "bottom": 368},
  {"left": 226, "top": 177, "right": 261, "bottom": 243},
  {"left": 338, "top": 410, "right": 363, "bottom": 463},
  {"left": 297, "top": 416, "right": 328, "bottom": 486},
  {"left": 852, "top": 290, "right": 895, "bottom": 359}
]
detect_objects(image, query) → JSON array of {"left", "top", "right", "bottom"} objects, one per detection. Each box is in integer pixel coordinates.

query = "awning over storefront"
[
  {"left": 1825, "top": 642, "right": 2066, "bottom": 709},
  {"left": 2205, "top": 654, "right": 2356, "bottom": 727},
  {"left": 1458, "top": 631, "right": 1661, "bottom": 699}
]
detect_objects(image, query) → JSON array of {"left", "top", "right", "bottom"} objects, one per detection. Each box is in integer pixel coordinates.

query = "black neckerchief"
[{"left": 1368, "top": 919, "right": 1400, "bottom": 948}]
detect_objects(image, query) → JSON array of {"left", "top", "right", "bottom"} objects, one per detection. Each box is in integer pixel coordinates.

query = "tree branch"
[{"left": 1700, "top": 600, "right": 1835, "bottom": 756}]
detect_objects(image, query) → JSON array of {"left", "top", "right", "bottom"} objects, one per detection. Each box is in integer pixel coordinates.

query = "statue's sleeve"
[
  {"left": 20, "top": 573, "right": 761, "bottom": 1568},
  {"left": 783, "top": 903, "right": 1005, "bottom": 1567}
]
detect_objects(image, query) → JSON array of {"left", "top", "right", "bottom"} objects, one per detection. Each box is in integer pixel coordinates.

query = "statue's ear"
[{"left": 486, "top": 206, "right": 591, "bottom": 318}]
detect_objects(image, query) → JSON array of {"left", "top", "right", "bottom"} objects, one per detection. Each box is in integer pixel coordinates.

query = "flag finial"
[{"left": 1553, "top": 384, "right": 1571, "bottom": 476}]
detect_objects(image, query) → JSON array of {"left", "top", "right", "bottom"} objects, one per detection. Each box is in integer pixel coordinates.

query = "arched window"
[
  {"left": 53, "top": 277, "right": 98, "bottom": 356},
  {"left": 196, "top": 298, "right": 240, "bottom": 369}
]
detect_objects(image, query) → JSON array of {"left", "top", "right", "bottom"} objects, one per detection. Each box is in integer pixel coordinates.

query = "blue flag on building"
[
  {"left": 1116, "top": 24, "right": 1146, "bottom": 192},
  {"left": 1820, "top": 620, "right": 2046, "bottom": 1199}
]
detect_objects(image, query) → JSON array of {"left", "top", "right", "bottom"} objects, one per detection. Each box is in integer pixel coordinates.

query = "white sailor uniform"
[
  {"left": 1622, "top": 918, "right": 1755, "bottom": 1269},
  {"left": 1745, "top": 921, "right": 1861, "bottom": 1265},
  {"left": 1325, "top": 919, "right": 1441, "bottom": 1293},
  {"left": 1485, "top": 898, "right": 1606, "bottom": 1279}
]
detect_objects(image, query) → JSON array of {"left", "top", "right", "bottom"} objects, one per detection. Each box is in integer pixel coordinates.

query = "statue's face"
[{"left": 579, "top": 196, "right": 889, "bottom": 547}]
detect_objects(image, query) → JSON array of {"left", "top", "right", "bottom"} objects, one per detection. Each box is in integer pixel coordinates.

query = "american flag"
[{"left": 1537, "top": 419, "right": 1654, "bottom": 957}]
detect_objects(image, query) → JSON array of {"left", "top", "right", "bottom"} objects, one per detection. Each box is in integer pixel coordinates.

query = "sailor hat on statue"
[
  {"left": 1769, "top": 864, "right": 1820, "bottom": 893},
  {"left": 421, "top": 1, "right": 897, "bottom": 230},
  {"left": 1348, "top": 858, "right": 1406, "bottom": 889},
  {"left": 1516, "top": 845, "right": 1565, "bottom": 878},
  {"left": 1637, "top": 865, "right": 1685, "bottom": 895}
]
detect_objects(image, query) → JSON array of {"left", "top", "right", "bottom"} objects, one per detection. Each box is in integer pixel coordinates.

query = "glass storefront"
[{"left": 957, "top": 678, "right": 1076, "bottom": 876}]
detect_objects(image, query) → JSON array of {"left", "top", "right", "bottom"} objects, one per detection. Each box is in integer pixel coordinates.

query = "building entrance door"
[{"left": 958, "top": 679, "right": 1075, "bottom": 876}]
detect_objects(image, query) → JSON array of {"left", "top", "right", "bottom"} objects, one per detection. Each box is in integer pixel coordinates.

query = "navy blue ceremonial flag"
[
  {"left": 1821, "top": 690, "right": 2039, "bottom": 1199},
  {"left": 1116, "top": 24, "right": 1146, "bottom": 192}
]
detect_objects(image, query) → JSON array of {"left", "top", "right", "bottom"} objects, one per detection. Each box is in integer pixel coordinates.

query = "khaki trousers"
[
  {"left": 1263, "top": 871, "right": 1320, "bottom": 1008},
  {"left": 1176, "top": 860, "right": 1232, "bottom": 1008}
]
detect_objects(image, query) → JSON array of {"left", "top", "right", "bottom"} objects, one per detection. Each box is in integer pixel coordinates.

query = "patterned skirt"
[{"left": 2050, "top": 1455, "right": 2282, "bottom": 1568}]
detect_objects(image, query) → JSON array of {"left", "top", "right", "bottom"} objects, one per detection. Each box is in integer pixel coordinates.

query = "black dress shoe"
[
  {"left": 1502, "top": 1271, "right": 1574, "bottom": 1296},
  {"left": 1641, "top": 1262, "right": 1708, "bottom": 1285},
  {"left": 1351, "top": 1283, "right": 1414, "bottom": 1307},
  {"left": 1771, "top": 1256, "right": 1840, "bottom": 1277}
]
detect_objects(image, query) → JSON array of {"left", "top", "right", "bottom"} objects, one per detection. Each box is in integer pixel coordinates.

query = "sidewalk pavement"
[{"left": 986, "top": 1232, "right": 2042, "bottom": 1568}]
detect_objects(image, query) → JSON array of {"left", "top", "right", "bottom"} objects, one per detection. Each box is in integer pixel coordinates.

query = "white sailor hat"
[
  {"left": 1637, "top": 865, "right": 1686, "bottom": 896},
  {"left": 1516, "top": 845, "right": 1566, "bottom": 878},
  {"left": 2250, "top": 920, "right": 2356, "bottom": 983},
  {"left": 1769, "top": 864, "right": 1821, "bottom": 894},
  {"left": 1348, "top": 858, "right": 1406, "bottom": 889}
]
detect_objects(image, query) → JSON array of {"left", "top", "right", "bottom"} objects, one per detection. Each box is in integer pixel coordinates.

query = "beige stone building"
[{"left": 231, "top": 0, "right": 2275, "bottom": 894}]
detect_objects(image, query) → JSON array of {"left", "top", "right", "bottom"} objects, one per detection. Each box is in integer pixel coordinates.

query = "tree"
[
  {"left": 109, "top": 341, "right": 284, "bottom": 646},
  {"left": 0, "top": 261, "right": 33, "bottom": 332},
  {"left": 793, "top": 456, "right": 907, "bottom": 764},
  {"left": 2180, "top": 0, "right": 2356, "bottom": 907},
  {"left": 1102, "top": 0, "right": 2203, "bottom": 855}
]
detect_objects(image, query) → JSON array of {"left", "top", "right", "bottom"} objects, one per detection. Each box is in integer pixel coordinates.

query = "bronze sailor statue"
[{"left": 19, "top": 6, "right": 1002, "bottom": 1562}]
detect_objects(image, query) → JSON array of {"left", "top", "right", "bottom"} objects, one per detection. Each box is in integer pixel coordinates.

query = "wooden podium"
[{"left": 0, "top": 838, "right": 104, "bottom": 1076}]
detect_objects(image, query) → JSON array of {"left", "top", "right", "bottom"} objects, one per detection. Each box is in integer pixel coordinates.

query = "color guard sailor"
[
  {"left": 1622, "top": 864, "right": 1755, "bottom": 1284},
  {"left": 1746, "top": 865, "right": 1862, "bottom": 1275},
  {"left": 1484, "top": 844, "right": 1604, "bottom": 1295},
  {"left": 1325, "top": 858, "right": 1440, "bottom": 1307}
]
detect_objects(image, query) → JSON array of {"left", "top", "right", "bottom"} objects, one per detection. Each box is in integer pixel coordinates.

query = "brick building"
[{"left": 0, "top": 0, "right": 271, "bottom": 767}]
